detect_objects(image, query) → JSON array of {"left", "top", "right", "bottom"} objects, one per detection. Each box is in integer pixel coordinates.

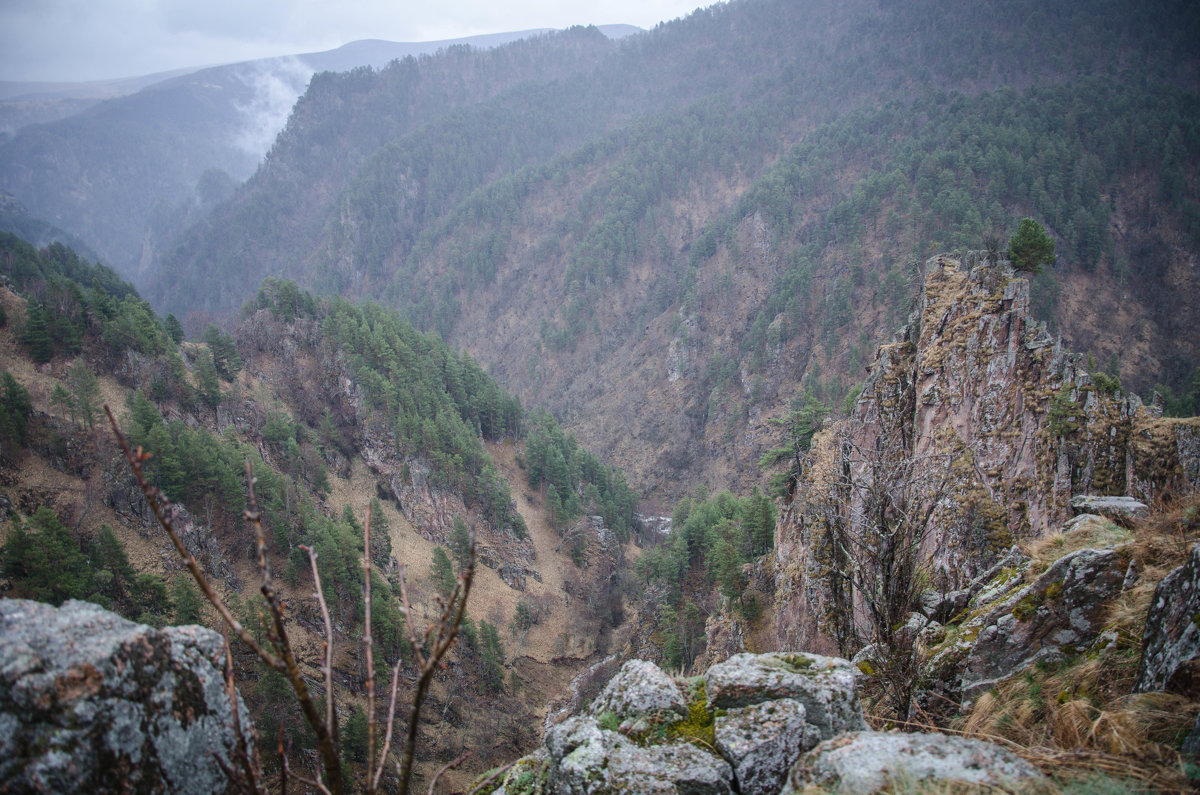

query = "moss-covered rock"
[
  {"left": 1135, "top": 541, "right": 1200, "bottom": 697},
  {"left": 780, "top": 730, "right": 1049, "bottom": 794},
  {"left": 962, "top": 546, "right": 1130, "bottom": 701}
]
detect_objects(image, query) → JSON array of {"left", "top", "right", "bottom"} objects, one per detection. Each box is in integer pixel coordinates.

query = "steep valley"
[
  {"left": 140, "top": 0, "right": 1200, "bottom": 504},
  {"left": 2, "top": 0, "right": 1200, "bottom": 790},
  {"left": 0, "top": 252, "right": 640, "bottom": 788}
]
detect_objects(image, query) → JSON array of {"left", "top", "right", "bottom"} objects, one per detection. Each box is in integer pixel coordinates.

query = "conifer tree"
[
  {"left": 21, "top": 303, "right": 53, "bottom": 364},
  {"left": 66, "top": 359, "right": 100, "bottom": 429},
  {"left": 0, "top": 371, "right": 32, "bottom": 453},
  {"left": 1007, "top": 218, "right": 1056, "bottom": 274}
]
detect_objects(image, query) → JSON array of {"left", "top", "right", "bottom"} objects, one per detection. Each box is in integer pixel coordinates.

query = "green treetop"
[{"left": 1007, "top": 218, "right": 1056, "bottom": 275}]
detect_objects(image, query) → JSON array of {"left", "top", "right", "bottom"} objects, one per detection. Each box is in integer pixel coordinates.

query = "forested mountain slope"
[
  {"left": 156, "top": 0, "right": 1200, "bottom": 502},
  {"left": 0, "top": 235, "right": 639, "bottom": 788}
]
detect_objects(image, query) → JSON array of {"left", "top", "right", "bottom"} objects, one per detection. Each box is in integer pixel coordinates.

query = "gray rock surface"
[
  {"left": 962, "top": 546, "right": 1128, "bottom": 699},
  {"left": 918, "top": 588, "right": 971, "bottom": 624},
  {"left": 1135, "top": 542, "right": 1200, "bottom": 696},
  {"left": 588, "top": 659, "right": 686, "bottom": 722},
  {"left": 713, "top": 698, "right": 818, "bottom": 795},
  {"left": 545, "top": 716, "right": 732, "bottom": 794},
  {"left": 705, "top": 652, "right": 866, "bottom": 739},
  {"left": 0, "top": 599, "right": 249, "bottom": 794},
  {"left": 1068, "top": 495, "right": 1148, "bottom": 524},
  {"left": 781, "top": 731, "right": 1048, "bottom": 794}
]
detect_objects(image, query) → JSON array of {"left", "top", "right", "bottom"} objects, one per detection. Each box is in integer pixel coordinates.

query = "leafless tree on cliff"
[
  {"left": 826, "top": 421, "right": 952, "bottom": 723},
  {"left": 107, "top": 406, "right": 474, "bottom": 794}
]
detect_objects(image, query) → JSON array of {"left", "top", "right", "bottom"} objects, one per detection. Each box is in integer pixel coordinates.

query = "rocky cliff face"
[{"left": 773, "top": 253, "right": 1200, "bottom": 654}]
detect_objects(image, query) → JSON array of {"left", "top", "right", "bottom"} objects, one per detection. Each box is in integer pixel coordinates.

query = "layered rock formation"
[{"left": 0, "top": 599, "right": 251, "bottom": 794}]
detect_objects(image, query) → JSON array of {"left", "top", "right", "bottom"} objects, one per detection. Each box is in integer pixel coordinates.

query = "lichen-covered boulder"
[
  {"left": 1135, "top": 542, "right": 1200, "bottom": 697},
  {"left": 588, "top": 659, "right": 686, "bottom": 723},
  {"left": 962, "top": 546, "right": 1128, "bottom": 700},
  {"left": 544, "top": 715, "right": 733, "bottom": 794},
  {"left": 714, "top": 698, "right": 818, "bottom": 795},
  {"left": 780, "top": 731, "right": 1049, "bottom": 794},
  {"left": 705, "top": 652, "right": 866, "bottom": 740},
  {"left": 0, "top": 599, "right": 250, "bottom": 794}
]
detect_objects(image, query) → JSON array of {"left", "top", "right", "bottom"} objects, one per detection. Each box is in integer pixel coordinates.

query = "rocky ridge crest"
[{"left": 773, "top": 252, "right": 1200, "bottom": 654}]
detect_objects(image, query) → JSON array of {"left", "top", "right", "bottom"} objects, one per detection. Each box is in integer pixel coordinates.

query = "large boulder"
[
  {"left": 781, "top": 731, "right": 1048, "bottom": 794},
  {"left": 544, "top": 715, "right": 733, "bottom": 794},
  {"left": 1135, "top": 542, "right": 1200, "bottom": 697},
  {"left": 1068, "top": 495, "right": 1148, "bottom": 525},
  {"left": 714, "top": 698, "right": 819, "bottom": 795},
  {"left": 588, "top": 659, "right": 687, "bottom": 723},
  {"left": 0, "top": 599, "right": 251, "bottom": 794},
  {"left": 962, "top": 547, "right": 1129, "bottom": 700},
  {"left": 705, "top": 652, "right": 866, "bottom": 740}
]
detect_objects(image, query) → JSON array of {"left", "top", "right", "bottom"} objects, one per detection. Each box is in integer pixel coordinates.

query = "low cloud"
[{"left": 231, "top": 56, "right": 314, "bottom": 161}]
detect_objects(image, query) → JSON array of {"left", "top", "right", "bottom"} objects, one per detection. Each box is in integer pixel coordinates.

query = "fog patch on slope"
[{"left": 232, "top": 56, "right": 313, "bottom": 161}]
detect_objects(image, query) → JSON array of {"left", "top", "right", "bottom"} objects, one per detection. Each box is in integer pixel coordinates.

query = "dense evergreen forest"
[{"left": 137, "top": 0, "right": 1200, "bottom": 501}]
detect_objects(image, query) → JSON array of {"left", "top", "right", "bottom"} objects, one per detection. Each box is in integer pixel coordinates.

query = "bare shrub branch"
[{"left": 395, "top": 528, "right": 477, "bottom": 794}]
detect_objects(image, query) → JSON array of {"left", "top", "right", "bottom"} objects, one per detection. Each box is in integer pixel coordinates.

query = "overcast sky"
[{"left": 0, "top": 0, "right": 714, "bottom": 83}]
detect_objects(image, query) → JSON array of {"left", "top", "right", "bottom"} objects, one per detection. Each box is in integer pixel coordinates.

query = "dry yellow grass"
[{"left": 957, "top": 496, "right": 1200, "bottom": 792}]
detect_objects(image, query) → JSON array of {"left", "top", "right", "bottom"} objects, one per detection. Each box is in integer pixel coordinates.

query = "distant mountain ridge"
[{"left": 0, "top": 24, "right": 644, "bottom": 277}]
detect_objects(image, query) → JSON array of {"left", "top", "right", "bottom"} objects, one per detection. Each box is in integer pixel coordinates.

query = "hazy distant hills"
[
  {"left": 149, "top": 0, "right": 1200, "bottom": 501},
  {"left": 0, "top": 25, "right": 642, "bottom": 279}
]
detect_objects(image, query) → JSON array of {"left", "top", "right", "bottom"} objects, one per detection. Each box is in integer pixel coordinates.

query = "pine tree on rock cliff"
[{"left": 1007, "top": 218, "right": 1056, "bottom": 275}]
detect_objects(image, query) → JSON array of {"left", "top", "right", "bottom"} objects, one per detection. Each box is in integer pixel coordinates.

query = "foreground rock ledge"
[{"left": 0, "top": 599, "right": 250, "bottom": 794}]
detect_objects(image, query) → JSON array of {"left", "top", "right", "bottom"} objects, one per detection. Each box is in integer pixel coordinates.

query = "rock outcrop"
[
  {"left": 773, "top": 252, "right": 1200, "bottom": 661},
  {"left": 1135, "top": 541, "right": 1200, "bottom": 697},
  {"left": 0, "top": 599, "right": 251, "bottom": 794},
  {"left": 490, "top": 654, "right": 1039, "bottom": 795},
  {"left": 962, "top": 546, "right": 1130, "bottom": 699},
  {"left": 588, "top": 659, "right": 687, "bottom": 728},
  {"left": 543, "top": 715, "right": 734, "bottom": 795},
  {"left": 1068, "top": 494, "right": 1148, "bottom": 525},
  {"left": 705, "top": 653, "right": 865, "bottom": 740}
]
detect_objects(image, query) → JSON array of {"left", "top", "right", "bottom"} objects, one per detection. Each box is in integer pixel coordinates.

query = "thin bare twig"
[
  {"left": 427, "top": 751, "right": 471, "bottom": 795},
  {"left": 278, "top": 727, "right": 287, "bottom": 795},
  {"left": 282, "top": 752, "right": 333, "bottom": 795},
  {"left": 302, "top": 544, "right": 338, "bottom": 753},
  {"left": 395, "top": 530, "right": 476, "bottom": 794},
  {"left": 465, "top": 761, "right": 516, "bottom": 795},
  {"left": 245, "top": 476, "right": 343, "bottom": 793},
  {"left": 107, "top": 407, "right": 343, "bottom": 794},
  {"left": 372, "top": 661, "right": 402, "bottom": 793},
  {"left": 223, "top": 630, "right": 265, "bottom": 795},
  {"left": 105, "top": 406, "right": 282, "bottom": 670}
]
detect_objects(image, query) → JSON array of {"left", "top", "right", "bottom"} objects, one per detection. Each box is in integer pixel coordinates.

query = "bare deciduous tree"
[{"left": 107, "top": 406, "right": 474, "bottom": 793}]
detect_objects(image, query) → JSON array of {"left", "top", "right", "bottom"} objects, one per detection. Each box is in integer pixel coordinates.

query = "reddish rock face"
[{"left": 773, "top": 253, "right": 1200, "bottom": 656}]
